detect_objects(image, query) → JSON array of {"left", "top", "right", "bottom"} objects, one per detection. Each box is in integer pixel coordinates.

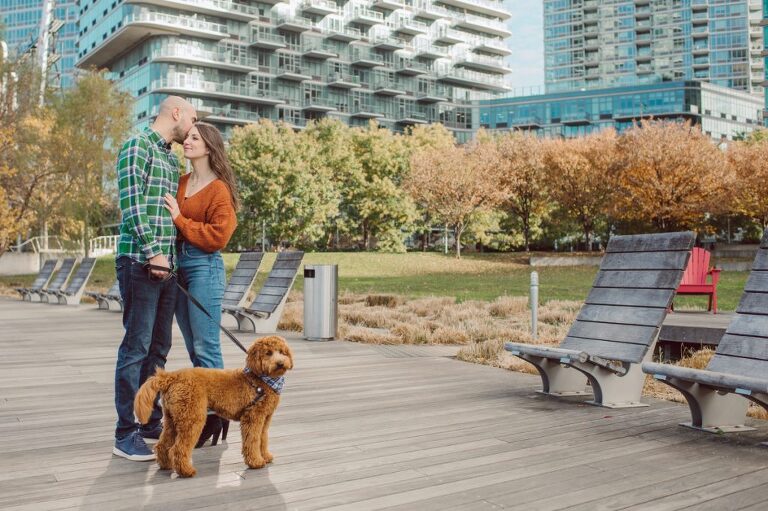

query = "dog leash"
[{"left": 145, "top": 263, "right": 248, "bottom": 354}]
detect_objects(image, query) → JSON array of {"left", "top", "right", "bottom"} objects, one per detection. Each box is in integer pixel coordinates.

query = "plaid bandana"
[{"left": 243, "top": 368, "right": 285, "bottom": 395}]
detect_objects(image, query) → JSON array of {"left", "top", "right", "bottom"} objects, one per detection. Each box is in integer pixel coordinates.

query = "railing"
[
  {"left": 251, "top": 28, "right": 287, "bottom": 46},
  {"left": 457, "top": 52, "right": 507, "bottom": 68},
  {"left": 11, "top": 236, "right": 68, "bottom": 253},
  {"left": 173, "top": 0, "right": 260, "bottom": 17},
  {"left": 301, "top": 0, "right": 338, "bottom": 13},
  {"left": 207, "top": 107, "right": 262, "bottom": 123},
  {"left": 127, "top": 10, "right": 229, "bottom": 36},
  {"left": 328, "top": 72, "right": 362, "bottom": 85},
  {"left": 89, "top": 235, "right": 120, "bottom": 256},
  {"left": 153, "top": 43, "right": 259, "bottom": 68},
  {"left": 153, "top": 77, "right": 282, "bottom": 102}
]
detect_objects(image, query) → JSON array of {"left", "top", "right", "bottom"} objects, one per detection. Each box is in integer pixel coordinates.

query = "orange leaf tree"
[
  {"left": 728, "top": 141, "right": 768, "bottom": 228},
  {"left": 613, "top": 120, "right": 731, "bottom": 231}
]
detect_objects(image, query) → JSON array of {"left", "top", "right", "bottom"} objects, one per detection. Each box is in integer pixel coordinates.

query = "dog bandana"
[{"left": 243, "top": 368, "right": 285, "bottom": 395}]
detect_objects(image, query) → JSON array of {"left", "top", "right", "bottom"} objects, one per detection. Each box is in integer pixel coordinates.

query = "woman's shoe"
[
  {"left": 195, "top": 414, "right": 223, "bottom": 448},
  {"left": 221, "top": 419, "right": 229, "bottom": 442}
]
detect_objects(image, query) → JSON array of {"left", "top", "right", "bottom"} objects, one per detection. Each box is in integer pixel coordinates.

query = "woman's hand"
[{"left": 164, "top": 193, "right": 180, "bottom": 220}]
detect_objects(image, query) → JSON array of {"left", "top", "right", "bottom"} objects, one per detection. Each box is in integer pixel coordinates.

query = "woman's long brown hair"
[{"left": 194, "top": 122, "right": 240, "bottom": 211}]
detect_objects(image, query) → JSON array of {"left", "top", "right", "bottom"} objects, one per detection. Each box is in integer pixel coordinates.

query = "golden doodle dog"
[{"left": 134, "top": 335, "right": 293, "bottom": 477}]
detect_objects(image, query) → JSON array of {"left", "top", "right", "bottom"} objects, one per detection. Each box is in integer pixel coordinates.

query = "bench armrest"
[{"left": 707, "top": 267, "right": 721, "bottom": 286}]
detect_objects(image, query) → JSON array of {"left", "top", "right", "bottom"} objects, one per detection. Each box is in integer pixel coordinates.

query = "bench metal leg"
[
  {"left": 519, "top": 354, "right": 590, "bottom": 397},
  {"left": 568, "top": 350, "right": 654, "bottom": 408},
  {"left": 657, "top": 377, "right": 753, "bottom": 433}
]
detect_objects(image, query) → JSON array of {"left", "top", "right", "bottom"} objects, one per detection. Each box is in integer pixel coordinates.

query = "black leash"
[{"left": 145, "top": 263, "right": 248, "bottom": 354}]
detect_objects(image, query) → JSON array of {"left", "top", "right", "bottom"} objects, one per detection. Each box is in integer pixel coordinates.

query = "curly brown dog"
[{"left": 134, "top": 335, "right": 293, "bottom": 477}]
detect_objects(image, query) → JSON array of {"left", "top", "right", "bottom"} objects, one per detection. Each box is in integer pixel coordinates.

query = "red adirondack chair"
[{"left": 674, "top": 247, "right": 721, "bottom": 313}]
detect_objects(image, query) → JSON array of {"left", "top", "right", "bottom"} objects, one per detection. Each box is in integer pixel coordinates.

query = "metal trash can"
[{"left": 303, "top": 264, "right": 338, "bottom": 341}]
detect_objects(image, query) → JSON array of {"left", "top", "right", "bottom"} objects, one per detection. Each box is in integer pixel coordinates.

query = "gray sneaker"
[{"left": 113, "top": 431, "right": 156, "bottom": 461}]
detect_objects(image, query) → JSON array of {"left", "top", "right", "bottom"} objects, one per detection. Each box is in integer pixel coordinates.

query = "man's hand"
[
  {"left": 148, "top": 254, "right": 171, "bottom": 279},
  {"left": 164, "top": 193, "right": 180, "bottom": 220}
]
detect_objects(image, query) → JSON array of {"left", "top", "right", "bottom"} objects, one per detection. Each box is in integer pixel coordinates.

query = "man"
[{"left": 113, "top": 96, "right": 197, "bottom": 461}]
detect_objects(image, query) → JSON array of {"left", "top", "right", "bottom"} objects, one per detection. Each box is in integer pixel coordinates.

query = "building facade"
[
  {"left": 76, "top": 0, "right": 512, "bottom": 140},
  {"left": 544, "top": 0, "right": 764, "bottom": 98},
  {"left": 1, "top": 0, "right": 79, "bottom": 89},
  {"left": 476, "top": 80, "right": 764, "bottom": 140}
]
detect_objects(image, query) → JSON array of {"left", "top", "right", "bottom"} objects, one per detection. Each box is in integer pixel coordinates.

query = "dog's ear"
[
  {"left": 283, "top": 341, "right": 294, "bottom": 370},
  {"left": 246, "top": 338, "right": 264, "bottom": 373}
]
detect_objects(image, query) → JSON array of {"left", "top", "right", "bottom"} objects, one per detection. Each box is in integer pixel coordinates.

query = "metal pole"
[
  {"left": 261, "top": 219, "right": 266, "bottom": 252},
  {"left": 530, "top": 271, "right": 539, "bottom": 340},
  {"left": 444, "top": 224, "right": 448, "bottom": 255}
]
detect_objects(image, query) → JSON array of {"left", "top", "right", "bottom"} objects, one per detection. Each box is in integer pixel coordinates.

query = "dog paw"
[
  {"left": 246, "top": 458, "right": 266, "bottom": 469},
  {"left": 177, "top": 466, "right": 197, "bottom": 478},
  {"left": 263, "top": 452, "right": 274, "bottom": 464}
]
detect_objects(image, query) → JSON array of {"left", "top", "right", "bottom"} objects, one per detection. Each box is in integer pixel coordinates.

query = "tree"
[
  {"left": 728, "top": 141, "right": 768, "bottom": 228},
  {"left": 347, "top": 121, "right": 416, "bottom": 252},
  {"left": 407, "top": 140, "right": 503, "bottom": 258},
  {"left": 494, "top": 132, "right": 552, "bottom": 251},
  {"left": 545, "top": 130, "right": 619, "bottom": 251},
  {"left": 613, "top": 120, "right": 732, "bottom": 231},
  {"left": 229, "top": 119, "right": 338, "bottom": 249},
  {"left": 51, "top": 71, "right": 132, "bottom": 255}
]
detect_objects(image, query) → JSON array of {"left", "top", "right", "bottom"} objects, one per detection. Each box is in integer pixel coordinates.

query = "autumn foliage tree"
[
  {"left": 613, "top": 120, "right": 732, "bottom": 231},
  {"left": 545, "top": 130, "right": 619, "bottom": 250},
  {"left": 407, "top": 139, "right": 503, "bottom": 258},
  {"left": 727, "top": 141, "right": 768, "bottom": 228}
]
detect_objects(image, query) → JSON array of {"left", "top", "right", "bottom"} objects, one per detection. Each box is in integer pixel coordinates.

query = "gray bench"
[
  {"left": 86, "top": 280, "right": 122, "bottom": 311},
  {"left": 222, "top": 251, "right": 264, "bottom": 310},
  {"left": 16, "top": 259, "right": 58, "bottom": 302},
  {"left": 39, "top": 258, "right": 77, "bottom": 303},
  {"left": 643, "top": 231, "right": 768, "bottom": 434},
  {"left": 50, "top": 258, "right": 97, "bottom": 305},
  {"left": 223, "top": 251, "right": 303, "bottom": 334},
  {"left": 505, "top": 231, "right": 695, "bottom": 408}
]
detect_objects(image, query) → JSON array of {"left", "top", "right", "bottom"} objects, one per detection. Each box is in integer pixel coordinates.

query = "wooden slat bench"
[
  {"left": 50, "top": 257, "right": 96, "bottom": 305},
  {"left": 221, "top": 251, "right": 264, "bottom": 310},
  {"left": 643, "top": 231, "right": 768, "bottom": 434},
  {"left": 39, "top": 258, "right": 76, "bottom": 304},
  {"left": 86, "top": 279, "right": 123, "bottom": 311},
  {"left": 15, "top": 259, "right": 58, "bottom": 302},
  {"left": 505, "top": 231, "right": 695, "bottom": 408}
]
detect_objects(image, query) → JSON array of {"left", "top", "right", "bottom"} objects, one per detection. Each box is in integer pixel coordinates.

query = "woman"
[{"left": 163, "top": 122, "right": 239, "bottom": 447}]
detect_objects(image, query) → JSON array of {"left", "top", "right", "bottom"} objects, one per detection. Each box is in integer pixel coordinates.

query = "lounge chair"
[
  {"left": 86, "top": 279, "right": 122, "bottom": 311},
  {"left": 643, "top": 232, "right": 768, "bottom": 433},
  {"left": 223, "top": 251, "right": 303, "bottom": 333},
  {"left": 38, "top": 258, "right": 77, "bottom": 303},
  {"left": 15, "top": 259, "right": 58, "bottom": 302},
  {"left": 222, "top": 251, "right": 264, "bottom": 310},
  {"left": 50, "top": 257, "right": 97, "bottom": 305},
  {"left": 505, "top": 231, "right": 695, "bottom": 408}
]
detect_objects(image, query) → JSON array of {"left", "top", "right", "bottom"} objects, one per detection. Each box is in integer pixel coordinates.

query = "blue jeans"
[
  {"left": 175, "top": 242, "right": 225, "bottom": 369},
  {"left": 114, "top": 256, "right": 177, "bottom": 439}
]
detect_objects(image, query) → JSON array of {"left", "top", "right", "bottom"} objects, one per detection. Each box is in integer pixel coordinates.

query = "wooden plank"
[
  {"left": 707, "top": 354, "right": 768, "bottom": 380},
  {"left": 586, "top": 288, "right": 675, "bottom": 308},
  {"left": 264, "top": 277, "right": 294, "bottom": 287},
  {"left": 600, "top": 251, "right": 690, "bottom": 271},
  {"left": 736, "top": 292, "right": 768, "bottom": 314},
  {"left": 743, "top": 271, "right": 768, "bottom": 293},
  {"left": 576, "top": 304, "right": 666, "bottom": 327},
  {"left": 749, "top": 249, "right": 768, "bottom": 270},
  {"left": 273, "top": 260, "right": 303, "bottom": 270},
  {"left": 725, "top": 314, "right": 768, "bottom": 338},
  {"left": 269, "top": 269, "right": 299, "bottom": 279},
  {"left": 716, "top": 333, "right": 768, "bottom": 360},
  {"left": 255, "top": 286, "right": 287, "bottom": 297},
  {"left": 567, "top": 320, "right": 658, "bottom": 345},
  {"left": 560, "top": 336, "right": 649, "bottom": 362},
  {"left": 605, "top": 232, "right": 694, "bottom": 253},
  {"left": 593, "top": 270, "right": 683, "bottom": 289}
]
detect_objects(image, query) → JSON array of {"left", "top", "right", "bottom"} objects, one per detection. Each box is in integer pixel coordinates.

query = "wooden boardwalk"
[{"left": 1, "top": 297, "right": 767, "bottom": 510}]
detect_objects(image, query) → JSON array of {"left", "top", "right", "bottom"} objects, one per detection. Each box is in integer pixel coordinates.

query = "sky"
[{"left": 503, "top": 0, "right": 545, "bottom": 95}]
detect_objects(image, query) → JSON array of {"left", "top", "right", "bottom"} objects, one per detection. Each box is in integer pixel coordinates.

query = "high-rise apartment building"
[
  {"left": 76, "top": 0, "right": 512, "bottom": 140},
  {"left": 544, "top": 0, "right": 764, "bottom": 98},
  {"left": 1, "top": 0, "right": 79, "bottom": 89}
]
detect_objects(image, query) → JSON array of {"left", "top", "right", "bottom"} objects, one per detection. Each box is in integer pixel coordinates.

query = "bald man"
[{"left": 112, "top": 96, "right": 197, "bottom": 461}]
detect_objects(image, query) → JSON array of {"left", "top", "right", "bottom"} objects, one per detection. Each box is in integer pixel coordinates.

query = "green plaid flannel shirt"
[{"left": 116, "top": 128, "right": 179, "bottom": 265}]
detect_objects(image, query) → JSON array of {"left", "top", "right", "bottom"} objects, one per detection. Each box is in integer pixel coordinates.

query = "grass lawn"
[{"left": 0, "top": 251, "right": 748, "bottom": 311}]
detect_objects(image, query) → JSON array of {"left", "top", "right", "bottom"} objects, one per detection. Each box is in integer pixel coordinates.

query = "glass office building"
[
  {"left": 544, "top": 0, "right": 764, "bottom": 98},
  {"left": 76, "top": 0, "right": 512, "bottom": 140},
  {"left": 1, "top": 0, "right": 79, "bottom": 89},
  {"left": 476, "top": 80, "right": 764, "bottom": 140}
]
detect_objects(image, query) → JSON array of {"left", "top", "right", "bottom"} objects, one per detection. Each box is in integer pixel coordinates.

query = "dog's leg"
[
  {"left": 241, "top": 413, "right": 267, "bottom": 469},
  {"left": 260, "top": 414, "right": 274, "bottom": 464},
  {"left": 155, "top": 414, "right": 176, "bottom": 470},
  {"left": 171, "top": 410, "right": 207, "bottom": 478}
]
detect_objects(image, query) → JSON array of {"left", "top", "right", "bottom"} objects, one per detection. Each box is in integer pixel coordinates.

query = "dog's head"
[{"left": 246, "top": 336, "right": 294, "bottom": 377}]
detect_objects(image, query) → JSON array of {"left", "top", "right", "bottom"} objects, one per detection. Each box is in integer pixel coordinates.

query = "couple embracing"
[{"left": 112, "top": 96, "right": 240, "bottom": 461}]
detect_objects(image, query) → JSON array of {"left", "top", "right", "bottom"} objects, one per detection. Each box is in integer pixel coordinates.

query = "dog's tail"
[{"left": 134, "top": 368, "right": 169, "bottom": 425}]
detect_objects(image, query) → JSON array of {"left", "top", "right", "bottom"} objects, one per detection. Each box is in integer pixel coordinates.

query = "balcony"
[
  {"left": 455, "top": 52, "right": 511, "bottom": 74},
  {"left": 371, "top": 0, "right": 407, "bottom": 11},
  {"left": 276, "top": 65, "right": 312, "bottom": 81},
  {"left": 152, "top": 77, "right": 285, "bottom": 105},
  {"left": 436, "top": 0, "right": 510, "bottom": 21},
  {"left": 301, "top": 0, "right": 338, "bottom": 16},
  {"left": 510, "top": 116, "right": 542, "bottom": 130},
  {"left": 302, "top": 96, "right": 337, "bottom": 112},
  {"left": 392, "top": 17, "right": 429, "bottom": 36},
  {"left": 436, "top": 67, "right": 509, "bottom": 91},
  {"left": 302, "top": 40, "right": 338, "bottom": 59},
  {"left": 415, "top": 44, "right": 449, "bottom": 59},
  {"left": 561, "top": 112, "right": 591, "bottom": 126},
  {"left": 276, "top": 14, "right": 314, "bottom": 32},
  {"left": 452, "top": 14, "right": 511, "bottom": 38},
  {"left": 205, "top": 107, "right": 262, "bottom": 124},
  {"left": 473, "top": 38, "right": 511, "bottom": 57},
  {"left": 348, "top": 7, "right": 384, "bottom": 25},
  {"left": 126, "top": 0, "right": 259, "bottom": 21},
  {"left": 327, "top": 72, "right": 362, "bottom": 88},
  {"left": 350, "top": 104, "right": 384, "bottom": 118},
  {"left": 371, "top": 35, "right": 406, "bottom": 50},
  {"left": 395, "top": 59, "right": 429, "bottom": 75},
  {"left": 151, "top": 43, "right": 254, "bottom": 73},
  {"left": 324, "top": 25, "right": 362, "bottom": 41},
  {"left": 250, "top": 28, "right": 287, "bottom": 49},
  {"left": 77, "top": 11, "right": 229, "bottom": 68},
  {"left": 412, "top": 1, "right": 452, "bottom": 20},
  {"left": 397, "top": 111, "right": 428, "bottom": 124},
  {"left": 351, "top": 49, "right": 384, "bottom": 67},
  {"left": 372, "top": 78, "right": 406, "bottom": 96},
  {"left": 433, "top": 27, "right": 465, "bottom": 44}
]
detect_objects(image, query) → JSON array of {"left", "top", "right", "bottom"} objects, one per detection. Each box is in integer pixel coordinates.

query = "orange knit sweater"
[{"left": 174, "top": 174, "right": 237, "bottom": 252}]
